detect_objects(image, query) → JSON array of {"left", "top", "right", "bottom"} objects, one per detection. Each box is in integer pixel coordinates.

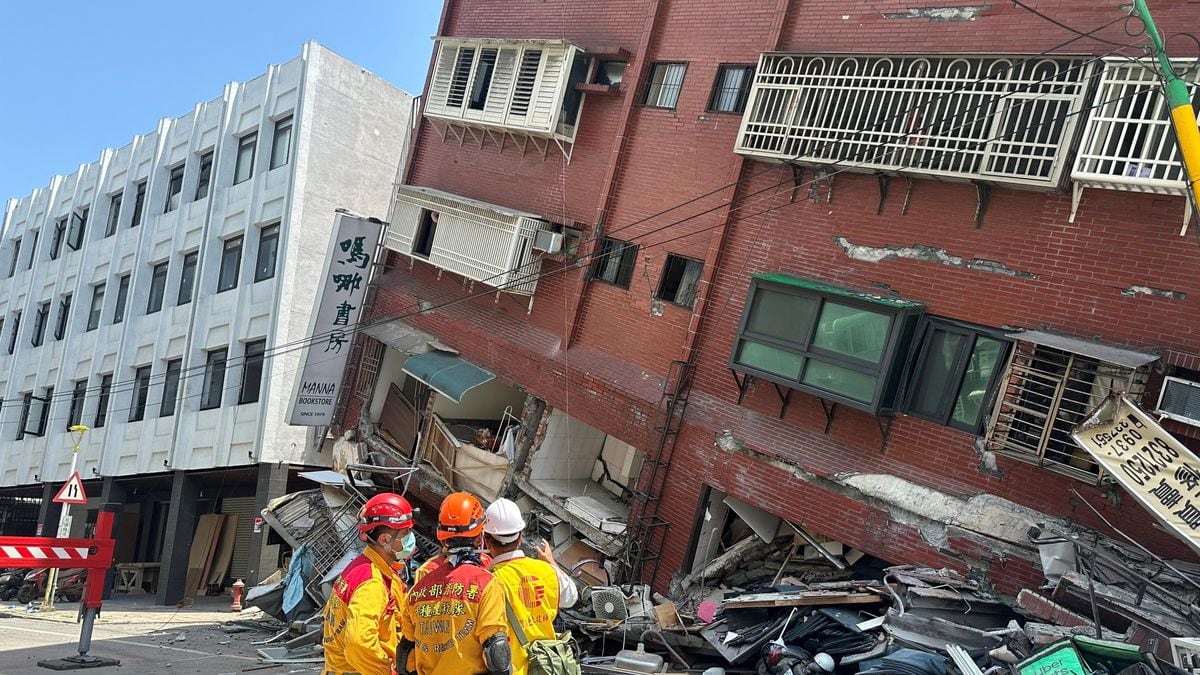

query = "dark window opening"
[
  {"left": 201, "top": 348, "right": 228, "bottom": 410},
  {"left": 590, "top": 238, "right": 638, "bottom": 288},
  {"left": 147, "top": 262, "right": 169, "bottom": 314},
  {"left": 255, "top": 223, "right": 280, "bottom": 282},
  {"left": 234, "top": 132, "right": 257, "bottom": 185},
  {"left": 195, "top": 151, "right": 213, "bottom": 200},
  {"left": 94, "top": 375, "right": 112, "bottom": 428},
  {"left": 469, "top": 48, "right": 498, "bottom": 110},
  {"left": 54, "top": 294, "right": 71, "bottom": 340},
  {"left": 8, "top": 238, "right": 20, "bottom": 278},
  {"left": 131, "top": 181, "right": 146, "bottom": 228},
  {"left": 66, "top": 208, "right": 88, "bottom": 251},
  {"left": 113, "top": 275, "right": 129, "bottom": 324},
  {"left": 130, "top": 365, "right": 152, "bottom": 422},
  {"left": 67, "top": 379, "right": 87, "bottom": 429},
  {"left": 218, "top": 236, "right": 243, "bottom": 292},
  {"left": 31, "top": 301, "right": 49, "bottom": 347},
  {"left": 161, "top": 358, "right": 182, "bottom": 418},
  {"left": 7, "top": 311, "right": 19, "bottom": 354},
  {"left": 904, "top": 320, "right": 1010, "bottom": 433},
  {"left": 239, "top": 339, "right": 267, "bottom": 404},
  {"left": 413, "top": 211, "right": 438, "bottom": 259},
  {"left": 656, "top": 254, "right": 703, "bottom": 308},
  {"left": 49, "top": 217, "right": 66, "bottom": 260},
  {"left": 708, "top": 65, "right": 754, "bottom": 114},
  {"left": 177, "top": 252, "right": 198, "bottom": 306},
  {"left": 87, "top": 285, "right": 105, "bottom": 331},
  {"left": 106, "top": 193, "right": 122, "bottom": 236},
  {"left": 270, "top": 116, "right": 292, "bottom": 170},
  {"left": 165, "top": 164, "right": 184, "bottom": 213}
]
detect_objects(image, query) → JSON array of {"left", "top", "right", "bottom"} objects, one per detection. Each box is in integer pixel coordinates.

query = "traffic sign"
[{"left": 53, "top": 472, "right": 88, "bottom": 505}]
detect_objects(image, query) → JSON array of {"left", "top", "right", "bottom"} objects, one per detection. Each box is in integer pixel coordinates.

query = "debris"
[{"left": 720, "top": 589, "right": 883, "bottom": 609}]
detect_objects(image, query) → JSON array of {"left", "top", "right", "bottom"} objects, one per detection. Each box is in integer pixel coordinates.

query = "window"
[
  {"left": 54, "top": 294, "right": 71, "bottom": 340},
  {"left": 201, "top": 347, "right": 228, "bottom": 410},
  {"left": 175, "top": 251, "right": 198, "bottom": 305},
  {"left": 147, "top": 262, "right": 169, "bottom": 314},
  {"left": 106, "top": 192, "right": 122, "bottom": 237},
  {"left": 194, "top": 151, "right": 213, "bottom": 200},
  {"left": 270, "top": 116, "right": 292, "bottom": 170},
  {"left": 643, "top": 62, "right": 687, "bottom": 109},
  {"left": 131, "top": 181, "right": 146, "bottom": 227},
  {"left": 16, "top": 393, "right": 31, "bottom": 440},
  {"left": 239, "top": 339, "right": 267, "bottom": 404},
  {"left": 986, "top": 340, "right": 1150, "bottom": 480},
  {"left": 234, "top": 132, "right": 257, "bottom": 185},
  {"left": 7, "top": 311, "right": 19, "bottom": 354},
  {"left": 904, "top": 320, "right": 1011, "bottom": 433},
  {"left": 446, "top": 46, "right": 477, "bottom": 108},
  {"left": 50, "top": 217, "right": 67, "bottom": 260},
  {"left": 113, "top": 274, "right": 129, "bottom": 324},
  {"left": 20, "top": 388, "right": 53, "bottom": 439},
  {"left": 730, "top": 275, "right": 924, "bottom": 415},
  {"left": 31, "top": 301, "right": 49, "bottom": 347},
  {"left": 26, "top": 230, "right": 37, "bottom": 269},
  {"left": 67, "top": 208, "right": 87, "bottom": 251},
  {"left": 130, "top": 365, "right": 152, "bottom": 422},
  {"left": 218, "top": 236, "right": 243, "bottom": 292},
  {"left": 255, "top": 223, "right": 280, "bottom": 282},
  {"left": 94, "top": 374, "right": 112, "bottom": 428},
  {"left": 67, "top": 379, "right": 87, "bottom": 429},
  {"left": 656, "top": 254, "right": 703, "bottom": 308},
  {"left": 469, "top": 48, "right": 498, "bottom": 110},
  {"left": 8, "top": 238, "right": 20, "bottom": 278},
  {"left": 590, "top": 238, "right": 638, "bottom": 288},
  {"left": 164, "top": 164, "right": 184, "bottom": 213},
  {"left": 160, "top": 358, "right": 182, "bottom": 417},
  {"left": 708, "top": 65, "right": 754, "bottom": 114},
  {"left": 412, "top": 210, "right": 438, "bottom": 258},
  {"left": 86, "top": 284, "right": 105, "bottom": 331}
]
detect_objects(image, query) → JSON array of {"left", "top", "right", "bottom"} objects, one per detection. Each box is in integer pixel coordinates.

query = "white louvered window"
[
  {"left": 735, "top": 54, "right": 1093, "bottom": 189},
  {"left": 385, "top": 185, "right": 554, "bottom": 296},
  {"left": 425, "top": 38, "right": 588, "bottom": 145},
  {"left": 986, "top": 340, "right": 1151, "bottom": 482},
  {"left": 1072, "top": 58, "right": 1200, "bottom": 196}
]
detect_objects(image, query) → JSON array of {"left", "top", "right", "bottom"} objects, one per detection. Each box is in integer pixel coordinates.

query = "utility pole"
[
  {"left": 44, "top": 424, "right": 88, "bottom": 611},
  {"left": 1134, "top": 0, "right": 1200, "bottom": 216}
]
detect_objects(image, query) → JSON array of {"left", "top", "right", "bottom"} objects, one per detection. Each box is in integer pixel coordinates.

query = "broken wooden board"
[
  {"left": 654, "top": 601, "right": 682, "bottom": 630},
  {"left": 207, "top": 515, "right": 239, "bottom": 586},
  {"left": 722, "top": 589, "right": 883, "bottom": 609},
  {"left": 183, "top": 514, "right": 224, "bottom": 600}
]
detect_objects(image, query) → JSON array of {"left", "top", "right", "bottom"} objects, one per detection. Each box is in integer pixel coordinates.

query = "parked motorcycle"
[
  {"left": 15, "top": 567, "right": 87, "bottom": 604},
  {"left": 0, "top": 568, "right": 24, "bottom": 601}
]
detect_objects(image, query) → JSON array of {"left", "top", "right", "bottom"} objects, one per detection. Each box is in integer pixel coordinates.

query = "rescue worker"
[
  {"left": 401, "top": 492, "right": 511, "bottom": 675},
  {"left": 322, "top": 492, "right": 418, "bottom": 675},
  {"left": 482, "top": 498, "right": 579, "bottom": 675}
]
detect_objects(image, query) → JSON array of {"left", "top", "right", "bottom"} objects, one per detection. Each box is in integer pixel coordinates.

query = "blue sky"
[{"left": 0, "top": 0, "right": 442, "bottom": 202}]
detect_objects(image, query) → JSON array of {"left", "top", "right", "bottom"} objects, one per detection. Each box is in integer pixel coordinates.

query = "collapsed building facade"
[{"left": 333, "top": 0, "right": 1200, "bottom": 598}]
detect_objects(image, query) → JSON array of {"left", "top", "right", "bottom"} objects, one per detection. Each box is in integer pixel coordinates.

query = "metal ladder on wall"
[{"left": 620, "top": 359, "right": 696, "bottom": 585}]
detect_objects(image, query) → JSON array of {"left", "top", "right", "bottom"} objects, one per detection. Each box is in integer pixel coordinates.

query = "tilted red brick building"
[{"left": 336, "top": 0, "right": 1200, "bottom": 595}]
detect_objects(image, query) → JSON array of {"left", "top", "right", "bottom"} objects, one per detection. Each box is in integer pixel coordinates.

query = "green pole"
[{"left": 1133, "top": 0, "right": 1200, "bottom": 213}]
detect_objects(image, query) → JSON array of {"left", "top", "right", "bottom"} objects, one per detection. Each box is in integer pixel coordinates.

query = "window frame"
[
  {"left": 54, "top": 293, "right": 72, "bottom": 341},
  {"left": 164, "top": 164, "right": 185, "bottom": 213},
  {"left": 269, "top": 116, "right": 293, "bottom": 170},
  {"left": 129, "top": 365, "right": 152, "bottom": 422},
  {"left": 177, "top": 251, "right": 198, "bottom": 306},
  {"left": 589, "top": 238, "right": 638, "bottom": 289},
  {"left": 131, "top": 181, "right": 147, "bottom": 228},
  {"left": 106, "top": 192, "right": 122, "bottom": 237},
  {"left": 146, "top": 261, "right": 169, "bottom": 314},
  {"left": 94, "top": 374, "right": 113, "bottom": 428},
  {"left": 707, "top": 64, "right": 755, "bottom": 114},
  {"left": 217, "top": 235, "right": 243, "bottom": 292},
  {"left": 87, "top": 283, "right": 106, "bottom": 331},
  {"left": 50, "top": 216, "right": 67, "bottom": 260},
  {"left": 655, "top": 254, "right": 704, "bottom": 308},
  {"left": 8, "top": 237, "right": 20, "bottom": 278},
  {"left": 160, "top": 358, "right": 183, "bottom": 418},
  {"left": 254, "top": 223, "right": 280, "bottom": 282},
  {"left": 729, "top": 276, "right": 924, "bottom": 415},
  {"left": 31, "top": 300, "right": 49, "bottom": 347},
  {"left": 239, "top": 339, "right": 267, "bottom": 404},
  {"left": 6, "top": 311, "right": 19, "bottom": 354},
  {"left": 200, "top": 347, "right": 229, "bottom": 410},
  {"left": 194, "top": 150, "right": 213, "bottom": 201},
  {"left": 901, "top": 317, "right": 1012, "bottom": 434},
  {"left": 642, "top": 62, "right": 688, "bottom": 110},
  {"left": 233, "top": 132, "right": 258, "bottom": 185},
  {"left": 67, "top": 379, "right": 87, "bottom": 429},
  {"left": 113, "top": 274, "right": 129, "bottom": 324},
  {"left": 66, "top": 208, "right": 87, "bottom": 251}
]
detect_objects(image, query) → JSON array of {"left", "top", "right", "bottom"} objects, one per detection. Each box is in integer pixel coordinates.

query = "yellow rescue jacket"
[
  {"left": 402, "top": 558, "right": 507, "bottom": 675},
  {"left": 322, "top": 546, "right": 407, "bottom": 675},
  {"left": 491, "top": 555, "right": 562, "bottom": 675}
]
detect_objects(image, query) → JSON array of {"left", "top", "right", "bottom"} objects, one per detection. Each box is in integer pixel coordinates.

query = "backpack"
[{"left": 504, "top": 599, "right": 582, "bottom": 675}]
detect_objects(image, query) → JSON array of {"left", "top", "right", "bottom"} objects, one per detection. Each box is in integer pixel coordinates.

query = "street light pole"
[{"left": 44, "top": 424, "right": 88, "bottom": 611}]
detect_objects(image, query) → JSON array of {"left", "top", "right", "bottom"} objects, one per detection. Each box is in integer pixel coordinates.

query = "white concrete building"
[{"left": 0, "top": 42, "right": 412, "bottom": 602}]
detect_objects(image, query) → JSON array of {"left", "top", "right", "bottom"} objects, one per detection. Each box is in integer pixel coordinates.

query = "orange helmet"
[
  {"left": 437, "top": 492, "right": 486, "bottom": 542},
  {"left": 357, "top": 493, "right": 414, "bottom": 541}
]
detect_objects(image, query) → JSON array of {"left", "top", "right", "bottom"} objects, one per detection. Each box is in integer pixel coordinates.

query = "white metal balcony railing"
[
  {"left": 1070, "top": 58, "right": 1200, "bottom": 228},
  {"left": 425, "top": 38, "right": 590, "bottom": 161},
  {"left": 386, "top": 185, "right": 553, "bottom": 300},
  {"left": 734, "top": 54, "right": 1093, "bottom": 190}
]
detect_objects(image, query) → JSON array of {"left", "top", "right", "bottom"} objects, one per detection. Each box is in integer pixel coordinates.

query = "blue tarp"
[{"left": 402, "top": 351, "right": 495, "bottom": 403}]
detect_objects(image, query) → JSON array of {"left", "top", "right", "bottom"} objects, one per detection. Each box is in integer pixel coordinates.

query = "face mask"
[{"left": 392, "top": 531, "right": 417, "bottom": 562}]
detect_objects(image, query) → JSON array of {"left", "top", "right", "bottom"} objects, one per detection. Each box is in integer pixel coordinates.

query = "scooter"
[
  {"left": 15, "top": 567, "right": 87, "bottom": 604},
  {"left": 0, "top": 568, "right": 24, "bottom": 601},
  {"left": 757, "top": 642, "right": 836, "bottom": 675}
]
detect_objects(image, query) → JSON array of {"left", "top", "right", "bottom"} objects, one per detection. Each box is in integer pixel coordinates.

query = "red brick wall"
[{"left": 352, "top": 0, "right": 1200, "bottom": 593}]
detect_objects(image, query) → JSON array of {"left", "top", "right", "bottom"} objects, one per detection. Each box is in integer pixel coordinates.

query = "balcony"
[
  {"left": 1070, "top": 58, "right": 1200, "bottom": 228},
  {"left": 734, "top": 53, "right": 1093, "bottom": 190},
  {"left": 425, "top": 38, "right": 590, "bottom": 161},
  {"left": 385, "top": 185, "right": 555, "bottom": 301}
]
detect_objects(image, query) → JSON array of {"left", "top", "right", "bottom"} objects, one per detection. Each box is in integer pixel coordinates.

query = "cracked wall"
[
  {"left": 883, "top": 5, "right": 990, "bottom": 22},
  {"left": 834, "top": 236, "right": 1037, "bottom": 279}
]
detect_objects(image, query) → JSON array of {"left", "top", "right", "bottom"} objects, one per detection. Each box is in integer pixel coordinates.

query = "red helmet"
[
  {"left": 437, "top": 492, "right": 486, "bottom": 542},
  {"left": 357, "top": 493, "right": 414, "bottom": 541}
]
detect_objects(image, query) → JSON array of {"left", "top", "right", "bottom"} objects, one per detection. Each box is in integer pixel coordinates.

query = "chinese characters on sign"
[
  {"left": 288, "top": 213, "right": 383, "bottom": 426},
  {"left": 1072, "top": 395, "right": 1200, "bottom": 556}
]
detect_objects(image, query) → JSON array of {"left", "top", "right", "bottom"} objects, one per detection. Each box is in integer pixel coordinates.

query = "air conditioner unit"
[
  {"left": 1156, "top": 376, "right": 1200, "bottom": 427},
  {"left": 533, "top": 230, "right": 564, "bottom": 254}
]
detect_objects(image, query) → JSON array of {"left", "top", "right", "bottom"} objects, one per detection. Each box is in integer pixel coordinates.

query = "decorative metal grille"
[
  {"left": 735, "top": 54, "right": 1093, "bottom": 189},
  {"left": 986, "top": 341, "right": 1148, "bottom": 482},
  {"left": 355, "top": 337, "right": 386, "bottom": 401},
  {"left": 1072, "top": 58, "right": 1200, "bottom": 194}
]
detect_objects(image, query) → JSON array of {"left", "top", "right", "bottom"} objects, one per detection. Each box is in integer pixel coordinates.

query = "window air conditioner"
[
  {"left": 533, "top": 230, "right": 564, "bottom": 254},
  {"left": 1156, "top": 376, "right": 1200, "bottom": 427}
]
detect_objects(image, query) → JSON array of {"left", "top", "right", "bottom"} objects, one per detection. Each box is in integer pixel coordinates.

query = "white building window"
[
  {"left": 146, "top": 261, "right": 169, "bottom": 314},
  {"left": 270, "top": 116, "right": 292, "bottom": 170},
  {"left": 735, "top": 54, "right": 1093, "bottom": 189},
  {"left": 164, "top": 164, "right": 184, "bottom": 213},
  {"left": 194, "top": 151, "right": 213, "bottom": 201},
  {"left": 234, "top": 132, "right": 257, "bottom": 185},
  {"left": 218, "top": 236, "right": 243, "bottom": 292},
  {"left": 201, "top": 347, "right": 228, "bottom": 410}
]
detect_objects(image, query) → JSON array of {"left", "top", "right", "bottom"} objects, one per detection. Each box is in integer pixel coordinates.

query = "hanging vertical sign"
[
  {"left": 1072, "top": 395, "right": 1200, "bottom": 556},
  {"left": 288, "top": 212, "right": 383, "bottom": 426}
]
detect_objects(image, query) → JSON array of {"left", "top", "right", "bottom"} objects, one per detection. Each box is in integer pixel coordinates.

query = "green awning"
[{"left": 401, "top": 351, "right": 495, "bottom": 403}]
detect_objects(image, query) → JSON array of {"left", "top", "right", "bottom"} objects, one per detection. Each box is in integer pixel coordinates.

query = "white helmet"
[{"left": 484, "top": 498, "right": 526, "bottom": 544}]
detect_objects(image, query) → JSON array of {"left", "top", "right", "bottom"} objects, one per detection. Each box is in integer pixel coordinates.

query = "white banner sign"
[
  {"left": 1072, "top": 395, "right": 1200, "bottom": 556},
  {"left": 287, "top": 212, "right": 382, "bottom": 426}
]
